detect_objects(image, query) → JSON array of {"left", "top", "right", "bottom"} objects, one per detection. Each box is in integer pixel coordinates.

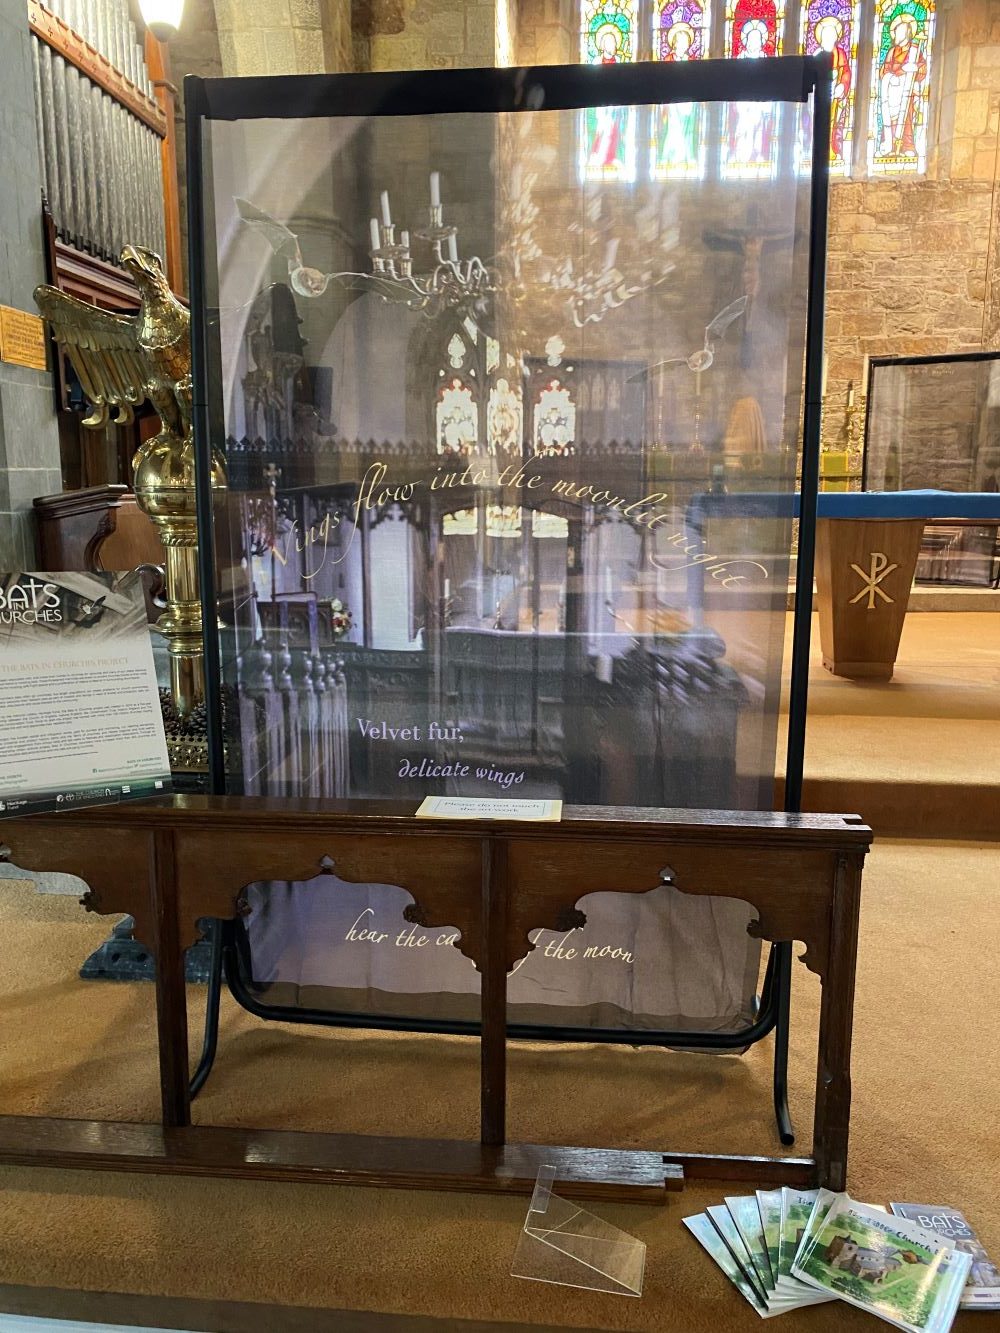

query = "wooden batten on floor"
[{"left": 0, "top": 1116, "right": 679, "bottom": 1204}]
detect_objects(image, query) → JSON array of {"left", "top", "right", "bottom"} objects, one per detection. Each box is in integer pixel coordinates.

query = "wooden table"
[
  {"left": 688, "top": 489, "right": 1000, "bottom": 682},
  {"left": 814, "top": 490, "right": 1000, "bottom": 680},
  {"left": 0, "top": 798, "right": 871, "bottom": 1202}
]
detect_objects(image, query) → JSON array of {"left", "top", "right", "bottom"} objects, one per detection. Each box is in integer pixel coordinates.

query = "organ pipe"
[{"left": 29, "top": 0, "right": 167, "bottom": 264}]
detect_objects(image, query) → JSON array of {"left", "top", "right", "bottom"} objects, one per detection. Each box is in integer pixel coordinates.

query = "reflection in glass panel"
[
  {"left": 581, "top": 0, "right": 638, "bottom": 182},
  {"left": 206, "top": 99, "right": 811, "bottom": 809},
  {"left": 800, "top": 0, "right": 861, "bottom": 176},
  {"left": 722, "top": 0, "right": 786, "bottom": 179},
  {"left": 581, "top": 104, "right": 639, "bottom": 183},
  {"left": 867, "top": 0, "right": 934, "bottom": 176},
  {"left": 650, "top": 0, "right": 711, "bottom": 181}
]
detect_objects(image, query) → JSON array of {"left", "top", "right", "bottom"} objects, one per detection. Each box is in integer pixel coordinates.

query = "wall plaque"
[{"left": 0, "top": 305, "right": 48, "bottom": 371}]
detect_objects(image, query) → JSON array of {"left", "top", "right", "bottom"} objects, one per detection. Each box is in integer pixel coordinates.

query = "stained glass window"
[
  {"left": 581, "top": 0, "right": 638, "bottom": 181},
  {"left": 581, "top": 0, "right": 638, "bottom": 62},
  {"left": 800, "top": 0, "right": 860, "bottom": 174},
  {"left": 726, "top": 0, "right": 782, "bottom": 57},
  {"left": 577, "top": 0, "right": 936, "bottom": 181},
  {"left": 721, "top": 0, "right": 786, "bottom": 178},
  {"left": 436, "top": 379, "right": 478, "bottom": 455},
  {"left": 651, "top": 0, "right": 710, "bottom": 179},
  {"left": 868, "top": 0, "right": 934, "bottom": 175}
]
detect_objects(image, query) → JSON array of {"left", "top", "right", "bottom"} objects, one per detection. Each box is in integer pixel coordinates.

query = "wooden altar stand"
[{"left": 0, "top": 799, "right": 871, "bottom": 1205}]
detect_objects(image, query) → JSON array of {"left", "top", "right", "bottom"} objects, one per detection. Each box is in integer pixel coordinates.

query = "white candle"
[
  {"left": 369, "top": 217, "right": 380, "bottom": 250},
  {"left": 603, "top": 238, "right": 619, "bottom": 271},
  {"left": 380, "top": 190, "right": 392, "bottom": 226},
  {"left": 447, "top": 233, "right": 459, "bottom": 263},
  {"left": 861, "top": 354, "right": 870, "bottom": 390},
  {"left": 430, "top": 171, "right": 441, "bottom": 208},
  {"left": 444, "top": 578, "right": 451, "bottom": 599},
  {"left": 400, "top": 229, "right": 410, "bottom": 249}
]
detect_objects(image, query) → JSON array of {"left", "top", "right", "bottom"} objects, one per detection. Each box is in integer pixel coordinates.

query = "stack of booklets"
[{"left": 685, "top": 1188, "right": 998, "bottom": 1329}]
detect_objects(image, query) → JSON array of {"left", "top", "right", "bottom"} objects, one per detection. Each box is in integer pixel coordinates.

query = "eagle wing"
[{"left": 34, "top": 285, "right": 148, "bottom": 429}]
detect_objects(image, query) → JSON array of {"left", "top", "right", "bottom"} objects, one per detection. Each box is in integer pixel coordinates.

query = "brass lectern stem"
[{"left": 158, "top": 544, "right": 206, "bottom": 718}]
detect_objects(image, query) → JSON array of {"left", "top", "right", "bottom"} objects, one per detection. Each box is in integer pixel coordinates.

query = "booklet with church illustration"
[
  {"left": 890, "top": 1203, "right": 1000, "bottom": 1311},
  {"left": 792, "top": 1194, "right": 971, "bottom": 1332}
]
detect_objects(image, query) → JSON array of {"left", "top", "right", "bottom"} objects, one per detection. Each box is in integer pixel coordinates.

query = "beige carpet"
[
  {"left": 0, "top": 839, "right": 997, "bottom": 1331},
  {"left": 778, "top": 610, "right": 1000, "bottom": 786}
]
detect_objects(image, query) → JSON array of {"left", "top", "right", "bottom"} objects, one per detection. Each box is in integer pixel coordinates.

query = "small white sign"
[
  {"left": 0, "top": 570, "right": 171, "bottom": 819},
  {"left": 415, "top": 796, "right": 562, "bottom": 822}
]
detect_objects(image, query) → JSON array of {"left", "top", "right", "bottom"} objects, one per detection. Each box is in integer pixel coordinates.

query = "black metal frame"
[{"left": 185, "top": 55, "right": 832, "bottom": 1148}]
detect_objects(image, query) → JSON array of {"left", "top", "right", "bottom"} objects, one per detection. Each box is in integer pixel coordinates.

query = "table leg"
[
  {"left": 812, "top": 853, "right": 863, "bottom": 1190},
  {"left": 151, "top": 830, "right": 191, "bottom": 1128},
  {"left": 480, "top": 838, "right": 507, "bottom": 1148}
]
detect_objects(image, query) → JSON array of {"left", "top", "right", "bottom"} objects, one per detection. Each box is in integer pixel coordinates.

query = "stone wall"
[
  {"left": 354, "top": 0, "right": 494, "bottom": 71},
  {"left": 170, "top": 0, "right": 222, "bottom": 292},
  {"left": 513, "top": 0, "right": 574, "bottom": 65},
  {"left": 824, "top": 178, "right": 995, "bottom": 407},
  {"left": 211, "top": 0, "right": 339, "bottom": 75}
]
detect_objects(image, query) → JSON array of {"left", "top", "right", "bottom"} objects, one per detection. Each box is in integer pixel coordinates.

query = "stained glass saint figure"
[
  {"left": 800, "top": 0, "right": 859, "bottom": 173},
  {"left": 869, "top": 2, "right": 932, "bottom": 173},
  {"left": 722, "top": 0, "right": 783, "bottom": 178},
  {"left": 800, "top": 0, "right": 864, "bottom": 171},
  {"left": 652, "top": 0, "right": 709, "bottom": 179},
  {"left": 581, "top": 0, "right": 637, "bottom": 63},
  {"left": 581, "top": 0, "right": 638, "bottom": 181}
]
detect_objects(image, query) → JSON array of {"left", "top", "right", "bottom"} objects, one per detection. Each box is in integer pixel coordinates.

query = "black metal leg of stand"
[
  {"left": 189, "top": 920, "right": 224, "bottom": 1100},
  {"left": 755, "top": 942, "right": 776, "bottom": 1019},
  {"left": 772, "top": 940, "right": 795, "bottom": 1146}
]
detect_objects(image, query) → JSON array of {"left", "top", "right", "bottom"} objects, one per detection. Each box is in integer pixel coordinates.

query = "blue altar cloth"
[{"left": 688, "top": 489, "right": 1000, "bottom": 523}]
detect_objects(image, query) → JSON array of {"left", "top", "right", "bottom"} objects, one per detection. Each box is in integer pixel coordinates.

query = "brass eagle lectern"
[{"left": 35, "top": 246, "right": 225, "bottom": 717}]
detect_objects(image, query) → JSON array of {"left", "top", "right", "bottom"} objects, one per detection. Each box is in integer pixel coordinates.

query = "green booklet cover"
[
  {"left": 890, "top": 1204, "right": 1000, "bottom": 1311},
  {"left": 777, "top": 1187, "right": 834, "bottom": 1305},
  {"left": 756, "top": 1189, "right": 782, "bottom": 1283},
  {"left": 792, "top": 1195, "right": 972, "bottom": 1332},
  {"left": 725, "top": 1195, "right": 774, "bottom": 1292},
  {"left": 683, "top": 1214, "right": 775, "bottom": 1319},
  {"left": 707, "top": 1204, "right": 768, "bottom": 1305}
]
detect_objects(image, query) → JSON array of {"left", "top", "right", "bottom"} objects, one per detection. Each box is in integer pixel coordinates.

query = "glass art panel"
[
  {"left": 722, "top": 0, "right": 786, "bottom": 178},
  {"left": 867, "top": 0, "right": 934, "bottom": 175},
  {"left": 651, "top": 0, "right": 711, "bottom": 180},
  {"left": 194, "top": 63, "right": 819, "bottom": 1034}
]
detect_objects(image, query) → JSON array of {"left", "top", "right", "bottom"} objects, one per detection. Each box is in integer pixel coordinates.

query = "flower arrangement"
[{"left": 321, "top": 598, "right": 353, "bottom": 641}]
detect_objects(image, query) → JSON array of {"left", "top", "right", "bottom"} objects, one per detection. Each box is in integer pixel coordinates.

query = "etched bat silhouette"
[
  {"left": 628, "top": 296, "right": 749, "bottom": 381},
  {"left": 235, "top": 197, "right": 336, "bottom": 297}
]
